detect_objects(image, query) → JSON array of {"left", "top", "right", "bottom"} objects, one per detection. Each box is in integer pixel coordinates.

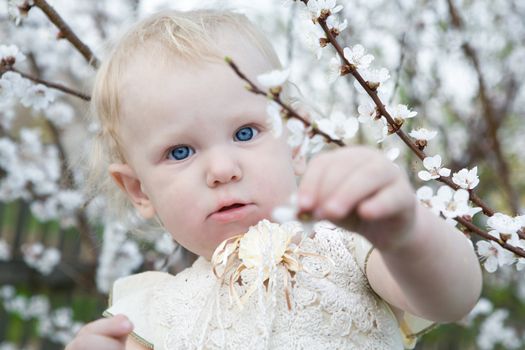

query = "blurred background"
[{"left": 0, "top": 0, "right": 524, "bottom": 349}]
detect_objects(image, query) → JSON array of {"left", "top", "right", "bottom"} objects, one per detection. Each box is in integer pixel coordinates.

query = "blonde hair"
[{"left": 84, "top": 9, "right": 283, "bottom": 225}]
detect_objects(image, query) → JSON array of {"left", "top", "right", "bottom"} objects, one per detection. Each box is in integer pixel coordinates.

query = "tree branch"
[
  {"left": 1, "top": 66, "right": 91, "bottom": 101},
  {"left": 227, "top": 0, "right": 525, "bottom": 255},
  {"left": 32, "top": 0, "right": 100, "bottom": 69}
]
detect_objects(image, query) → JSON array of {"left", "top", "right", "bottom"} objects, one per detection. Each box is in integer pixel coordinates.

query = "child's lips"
[{"left": 209, "top": 203, "right": 256, "bottom": 223}]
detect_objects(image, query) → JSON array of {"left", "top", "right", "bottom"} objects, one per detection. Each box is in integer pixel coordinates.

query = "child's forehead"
[
  {"left": 118, "top": 38, "right": 274, "bottom": 105},
  {"left": 116, "top": 50, "right": 270, "bottom": 135}
]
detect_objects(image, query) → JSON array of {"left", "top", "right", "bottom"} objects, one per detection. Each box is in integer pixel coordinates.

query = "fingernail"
[
  {"left": 120, "top": 319, "right": 133, "bottom": 332},
  {"left": 298, "top": 194, "right": 313, "bottom": 208},
  {"left": 326, "top": 202, "right": 344, "bottom": 216}
]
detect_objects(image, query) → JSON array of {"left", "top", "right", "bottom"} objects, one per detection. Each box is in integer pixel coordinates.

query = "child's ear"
[{"left": 108, "top": 163, "right": 156, "bottom": 219}]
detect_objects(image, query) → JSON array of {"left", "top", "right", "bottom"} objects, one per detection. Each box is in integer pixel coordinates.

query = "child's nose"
[{"left": 205, "top": 152, "right": 243, "bottom": 187}]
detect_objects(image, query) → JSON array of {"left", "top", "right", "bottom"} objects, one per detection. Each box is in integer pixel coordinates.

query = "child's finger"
[
  {"left": 297, "top": 154, "right": 331, "bottom": 210},
  {"left": 298, "top": 149, "right": 366, "bottom": 211},
  {"left": 357, "top": 179, "right": 414, "bottom": 220},
  {"left": 67, "top": 334, "right": 129, "bottom": 350},
  {"left": 313, "top": 167, "right": 353, "bottom": 209},
  {"left": 319, "top": 163, "right": 397, "bottom": 219},
  {"left": 79, "top": 315, "right": 134, "bottom": 339}
]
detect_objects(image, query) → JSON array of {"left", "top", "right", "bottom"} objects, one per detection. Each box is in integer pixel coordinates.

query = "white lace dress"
[{"left": 104, "top": 221, "right": 434, "bottom": 350}]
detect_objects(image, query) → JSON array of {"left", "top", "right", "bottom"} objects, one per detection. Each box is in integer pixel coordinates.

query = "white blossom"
[
  {"left": 281, "top": 0, "right": 296, "bottom": 7},
  {"left": 0, "top": 239, "right": 11, "bottom": 261},
  {"left": 286, "top": 118, "right": 325, "bottom": 156},
  {"left": 416, "top": 186, "right": 433, "bottom": 203},
  {"left": 306, "top": 0, "right": 343, "bottom": 21},
  {"left": 7, "top": 0, "right": 33, "bottom": 25},
  {"left": 516, "top": 257, "right": 525, "bottom": 271},
  {"left": 286, "top": 118, "right": 306, "bottom": 148},
  {"left": 316, "top": 111, "right": 358, "bottom": 140},
  {"left": 477, "top": 309, "right": 521, "bottom": 349},
  {"left": 0, "top": 44, "right": 26, "bottom": 65},
  {"left": 487, "top": 212, "right": 523, "bottom": 235},
  {"left": 4, "top": 295, "right": 27, "bottom": 316},
  {"left": 299, "top": 133, "right": 325, "bottom": 156},
  {"left": 30, "top": 190, "right": 84, "bottom": 226},
  {"left": 325, "top": 15, "right": 347, "bottom": 33},
  {"left": 21, "top": 242, "right": 61, "bottom": 275},
  {"left": 409, "top": 128, "right": 437, "bottom": 141},
  {"left": 430, "top": 186, "right": 470, "bottom": 219},
  {"left": 45, "top": 307, "right": 83, "bottom": 345},
  {"left": 357, "top": 101, "right": 377, "bottom": 123},
  {"left": 303, "top": 24, "right": 326, "bottom": 59},
  {"left": 1, "top": 71, "right": 31, "bottom": 98},
  {"left": 20, "top": 84, "right": 55, "bottom": 110},
  {"left": 154, "top": 233, "right": 177, "bottom": 256},
  {"left": 0, "top": 128, "right": 61, "bottom": 202},
  {"left": 385, "top": 147, "right": 400, "bottom": 162},
  {"left": 27, "top": 295, "right": 50, "bottom": 319},
  {"left": 360, "top": 67, "right": 390, "bottom": 87},
  {"left": 266, "top": 101, "right": 283, "bottom": 137},
  {"left": 272, "top": 194, "right": 314, "bottom": 236},
  {"left": 0, "top": 107, "right": 16, "bottom": 131},
  {"left": 0, "top": 138, "right": 17, "bottom": 169},
  {"left": 287, "top": 117, "right": 324, "bottom": 156},
  {"left": 507, "top": 236, "right": 525, "bottom": 271},
  {"left": 418, "top": 155, "right": 451, "bottom": 180},
  {"left": 467, "top": 205, "right": 483, "bottom": 218},
  {"left": 387, "top": 104, "right": 417, "bottom": 122},
  {"left": 516, "top": 215, "right": 525, "bottom": 227},
  {"left": 327, "top": 54, "right": 342, "bottom": 82},
  {"left": 0, "top": 78, "right": 14, "bottom": 102},
  {"left": 96, "top": 221, "right": 143, "bottom": 293},
  {"left": 44, "top": 102, "right": 75, "bottom": 127},
  {"left": 452, "top": 167, "right": 480, "bottom": 190},
  {"left": 343, "top": 44, "right": 374, "bottom": 70},
  {"left": 272, "top": 194, "right": 299, "bottom": 224},
  {"left": 461, "top": 298, "right": 493, "bottom": 326},
  {"left": 0, "top": 342, "right": 20, "bottom": 350},
  {"left": 476, "top": 240, "right": 515, "bottom": 273},
  {"left": 0, "top": 138, "right": 17, "bottom": 168},
  {"left": 0, "top": 285, "right": 15, "bottom": 300},
  {"left": 257, "top": 68, "right": 290, "bottom": 89}
]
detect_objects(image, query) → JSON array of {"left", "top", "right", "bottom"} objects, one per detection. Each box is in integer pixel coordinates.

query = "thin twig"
[
  {"left": 226, "top": 57, "right": 345, "bottom": 147},
  {"left": 32, "top": 0, "right": 100, "bottom": 69},
  {"left": 315, "top": 18, "right": 495, "bottom": 213},
  {"left": 305, "top": 0, "right": 523, "bottom": 241},
  {"left": 2, "top": 67, "right": 91, "bottom": 101},
  {"left": 226, "top": 57, "right": 525, "bottom": 258},
  {"left": 226, "top": 6, "right": 525, "bottom": 256}
]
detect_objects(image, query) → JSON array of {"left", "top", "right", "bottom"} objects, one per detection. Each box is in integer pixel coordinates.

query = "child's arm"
[
  {"left": 365, "top": 203, "right": 482, "bottom": 322},
  {"left": 65, "top": 314, "right": 140, "bottom": 350},
  {"left": 297, "top": 146, "right": 482, "bottom": 322}
]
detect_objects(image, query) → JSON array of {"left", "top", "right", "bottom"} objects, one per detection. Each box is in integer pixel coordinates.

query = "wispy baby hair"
[{"left": 85, "top": 8, "right": 283, "bottom": 223}]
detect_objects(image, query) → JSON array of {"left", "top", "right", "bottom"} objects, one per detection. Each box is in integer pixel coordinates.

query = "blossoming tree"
[{"left": 0, "top": 0, "right": 524, "bottom": 349}]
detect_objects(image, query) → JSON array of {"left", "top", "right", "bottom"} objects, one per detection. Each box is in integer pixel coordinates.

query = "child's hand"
[
  {"left": 65, "top": 314, "right": 134, "bottom": 350},
  {"left": 297, "top": 146, "right": 417, "bottom": 251}
]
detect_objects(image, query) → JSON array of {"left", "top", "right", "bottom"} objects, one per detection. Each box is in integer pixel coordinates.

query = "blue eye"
[
  {"left": 168, "top": 145, "right": 194, "bottom": 161},
  {"left": 235, "top": 126, "right": 258, "bottom": 142}
]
